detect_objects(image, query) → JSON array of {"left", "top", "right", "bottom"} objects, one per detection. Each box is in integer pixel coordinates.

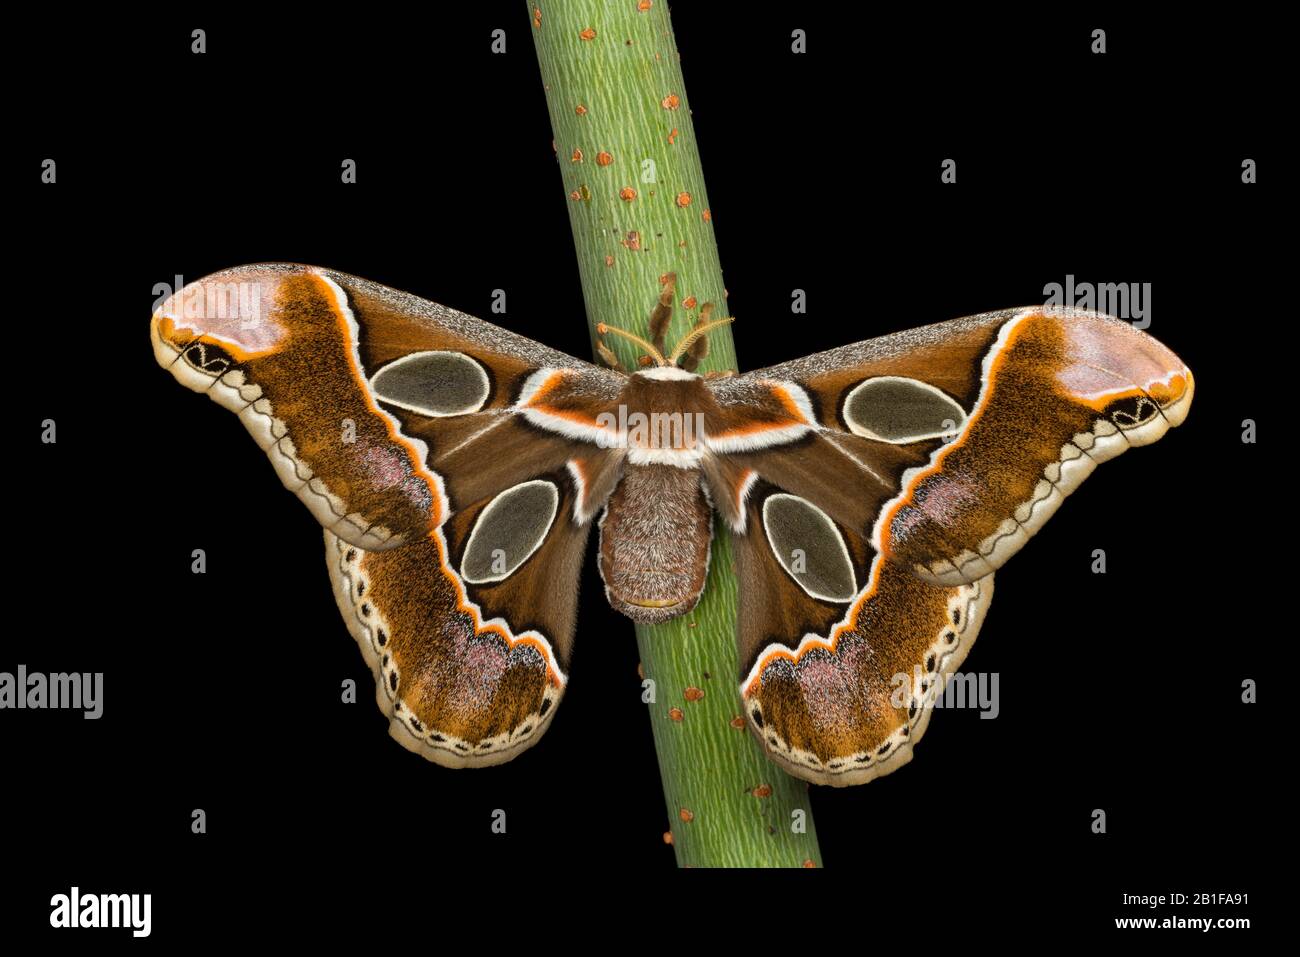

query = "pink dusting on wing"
[
  {"left": 833, "top": 634, "right": 873, "bottom": 673},
  {"left": 363, "top": 444, "right": 408, "bottom": 487},
  {"left": 1056, "top": 313, "right": 1175, "bottom": 398},
  {"left": 360, "top": 444, "right": 432, "bottom": 512},
  {"left": 796, "top": 655, "right": 858, "bottom": 731},
  {"left": 448, "top": 637, "right": 509, "bottom": 711},
  {"left": 890, "top": 506, "right": 926, "bottom": 543},
  {"left": 441, "top": 615, "right": 473, "bottom": 656},
  {"left": 915, "top": 474, "right": 978, "bottom": 524},
  {"left": 158, "top": 273, "right": 287, "bottom": 353}
]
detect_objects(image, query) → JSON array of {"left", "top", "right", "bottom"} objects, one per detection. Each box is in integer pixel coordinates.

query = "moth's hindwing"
[{"left": 731, "top": 482, "right": 993, "bottom": 785}]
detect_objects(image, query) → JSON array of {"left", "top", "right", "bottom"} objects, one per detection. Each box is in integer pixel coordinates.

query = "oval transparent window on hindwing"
[
  {"left": 370, "top": 351, "right": 491, "bottom": 417},
  {"left": 762, "top": 493, "right": 856, "bottom": 603},
  {"left": 842, "top": 376, "right": 967, "bottom": 443},
  {"left": 461, "top": 480, "right": 559, "bottom": 584}
]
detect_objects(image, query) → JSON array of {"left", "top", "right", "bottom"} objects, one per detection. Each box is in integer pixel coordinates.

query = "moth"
[{"left": 151, "top": 264, "right": 1193, "bottom": 785}]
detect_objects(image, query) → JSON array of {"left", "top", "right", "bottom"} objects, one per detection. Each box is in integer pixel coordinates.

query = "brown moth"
[{"left": 151, "top": 264, "right": 1193, "bottom": 785}]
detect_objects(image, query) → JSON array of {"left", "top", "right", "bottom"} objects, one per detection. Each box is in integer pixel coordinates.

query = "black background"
[{"left": 6, "top": 5, "right": 1279, "bottom": 942}]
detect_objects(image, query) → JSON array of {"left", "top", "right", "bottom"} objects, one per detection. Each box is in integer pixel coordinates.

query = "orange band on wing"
[
  {"left": 743, "top": 554, "right": 889, "bottom": 696},
  {"left": 875, "top": 317, "right": 1033, "bottom": 558},
  {"left": 315, "top": 274, "right": 449, "bottom": 527},
  {"left": 710, "top": 383, "right": 812, "bottom": 440},
  {"left": 155, "top": 315, "right": 272, "bottom": 363},
  {"left": 430, "top": 525, "right": 565, "bottom": 687}
]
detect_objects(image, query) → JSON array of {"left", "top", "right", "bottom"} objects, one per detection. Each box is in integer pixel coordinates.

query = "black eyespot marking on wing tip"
[
  {"left": 182, "top": 340, "right": 234, "bottom": 375},
  {"left": 751, "top": 708, "right": 764, "bottom": 728},
  {"left": 944, "top": 631, "right": 957, "bottom": 645},
  {"left": 539, "top": 698, "right": 552, "bottom": 717},
  {"left": 1107, "top": 394, "right": 1161, "bottom": 428},
  {"left": 376, "top": 629, "right": 388, "bottom": 647},
  {"left": 926, "top": 654, "right": 936, "bottom": 672},
  {"left": 389, "top": 671, "right": 398, "bottom": 691}
]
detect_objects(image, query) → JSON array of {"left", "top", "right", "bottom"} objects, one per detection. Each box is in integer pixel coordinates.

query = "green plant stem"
[{"left": 528, "top": 0, "right": 822, "bottom": 867}]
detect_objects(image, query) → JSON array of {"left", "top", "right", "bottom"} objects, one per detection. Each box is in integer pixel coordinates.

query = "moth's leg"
[
  {"left": 680, "top": 302, "right": 714, "bottom": 372},
  {"left": 649, "top": 271, "right": 676, "bottom": 357},
  {"left": 595, "top": 339, "right": 624, "bottom": 371}
]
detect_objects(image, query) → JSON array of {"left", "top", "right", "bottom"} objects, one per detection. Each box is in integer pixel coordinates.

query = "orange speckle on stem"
[
  {"left": 619, "top": 186, "right": 637, "bottom": 201},
  {"left": 675, "top": 191, "right": 692, "bottom": 208},
  {"left": 684, "top": 686, "right": 704, "bottom": 702},
  {"left": 532, "top": 7, "right": 541, "bottom": 28},
  {"left": 668, "top": 127, "right": 678, "bottom": 145},
  {"left": 625, "top": 230, "right": 641, "bottom": 251},
  {"left": 637, "top": 354, "right": 655, "bottom": 367},
  {"left": 679, "top": 808, "right": 694, "bottom": 823},
  {"left": 604, "top": 254, "right": 614, "bottom": 267},
  {"left": 571, "top": 148, "right": 583, "bottom": 162},
  {"left": 668, "top": 707, "right": 684, "bottom": 722},
  {"left": 596, "top": 151, "right": 613, "bottom": 166},
  {"left": 662, "top": 830, "right": 673, "bottom": 845},
  {"left": 569, "top": 189, "right": 581, "bottom": 201},
  {"left": 682, "top": 295, "right": 697, "bottom": 309},
  {"left": 702, "top": 208, "right": 712, "bottom": 222},
  {"left": 579, "top": 27, "right": 597, "bottom": 40},
  {"left": 661, "top": 93, "right": 680, "bottom": 110},
  {"left": 639, "top": 0, "right": 653, "bottom": 11},
  {"left": 803, "top": 859, "right": 817, "bottom": 868},
  {"left": 575, "top": 104, "right": 588, "bottom": 116},
  {"left": 730, "top": 715, "right": 746, "bottom": 729},
  {"left": 752, "top": 784, "right": 772, "bottom": 798}
]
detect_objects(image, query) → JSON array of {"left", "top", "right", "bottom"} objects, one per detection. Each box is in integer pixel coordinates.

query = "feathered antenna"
[
  {"left": 596, "top": 322, "right": 669, "bottom": 367},
  {"left": 668, "top": 307, "right": 734, "bottom": 366},
  {"left": 594, "top": 276, "right": 734, "bottom": 372}
]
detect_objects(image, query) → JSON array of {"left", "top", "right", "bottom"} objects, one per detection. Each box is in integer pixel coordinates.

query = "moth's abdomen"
[{"left": 598, "top": 465, "right": 713, "bottom": 624}]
